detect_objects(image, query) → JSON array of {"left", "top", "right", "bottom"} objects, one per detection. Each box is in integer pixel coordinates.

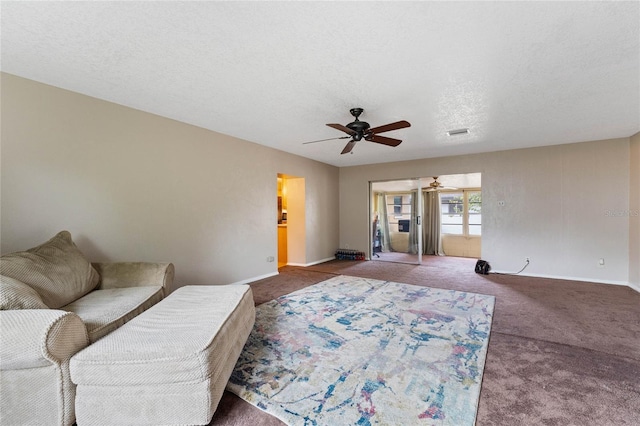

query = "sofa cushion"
[
  {"left": 0, "top": 275, "right": 48, "bottom": 310},
  {"left": 62, "top": 286, "right": 164, "bottom": 343},
  {"left": 0, "top": 231, "right": 99, "bottom": 308}
]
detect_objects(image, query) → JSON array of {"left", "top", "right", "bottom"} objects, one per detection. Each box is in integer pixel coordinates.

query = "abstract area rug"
[{"left": 227, "top": 275, "right": 495, "bottom": 425}]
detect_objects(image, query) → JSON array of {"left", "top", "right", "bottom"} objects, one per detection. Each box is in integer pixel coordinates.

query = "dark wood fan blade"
[
  {"left": 368, "top": 120, "right": 411, "bottom": 134},
  {"left": 327, "top": 123, "right": 356, "bottom": 135},
  {"left": 367, "top": 134, "right": 402, "bottom": 147},
  {"left": 341, "top": 140, "right": 356, "bottom": 154},
  {"left": 302, "top": 136, "right": 351, "bottom": 144}
]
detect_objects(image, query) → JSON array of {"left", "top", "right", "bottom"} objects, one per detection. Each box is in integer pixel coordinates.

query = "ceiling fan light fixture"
[
  {"left": 314, "top": 107, "right": 411, "bottom": 155},
  {"left": 447, "top": 128, "right": 470, "bottom": 136}
]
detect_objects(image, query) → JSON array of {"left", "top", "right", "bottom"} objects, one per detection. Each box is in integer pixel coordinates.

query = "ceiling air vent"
[{"left": 447, "top": 128, "right": 469, "bottom": 136}]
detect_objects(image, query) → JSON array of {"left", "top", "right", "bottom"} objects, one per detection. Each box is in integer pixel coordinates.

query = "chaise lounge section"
[
  {"left": 70, "top": 284, "right": 256, "bottom": 426},
  {"left": 0, "top": 231, "right": 174, "bottom": 425}
]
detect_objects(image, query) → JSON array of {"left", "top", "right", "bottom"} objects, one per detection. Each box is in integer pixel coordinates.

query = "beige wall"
[
  {"left": 630, "top": 132, "right": 640, "bottom": 290},
  {"left": 340, "top": 138, "right": 631, "bottom": 285},
  {"left": 0, "top": 73, "right": 339, "bottom": 286},
  {"left": 3, "top": 72, "right": 634, "bottom": 288}
]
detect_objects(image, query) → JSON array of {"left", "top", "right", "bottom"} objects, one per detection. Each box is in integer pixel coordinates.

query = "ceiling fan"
[
  {"left": 303, "top": 108, "right": 411, "bottom": 154},
  {"left": 425, "top": 176, "right": 457, "bottom": 191}
]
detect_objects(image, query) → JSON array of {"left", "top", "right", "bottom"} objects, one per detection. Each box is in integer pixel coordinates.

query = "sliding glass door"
[
  {"left": 370, "top": 179, "right": 422, "bottom": 264},
  {"left": 371, "top": 173, "right": 483, "bottom": 263}
]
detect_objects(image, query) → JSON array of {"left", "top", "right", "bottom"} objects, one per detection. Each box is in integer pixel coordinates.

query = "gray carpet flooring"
[{"left": 211, "top": 257, "right": 640, "bottom": 425}]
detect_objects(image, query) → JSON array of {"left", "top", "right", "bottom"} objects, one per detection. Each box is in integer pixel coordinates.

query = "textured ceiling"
[{"left": 2, "top": 1, "right": 638, "bottom": 167}]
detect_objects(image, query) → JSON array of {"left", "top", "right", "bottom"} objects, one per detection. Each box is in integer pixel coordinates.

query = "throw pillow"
[
  {"left": 0, "top": 231, "right": 100, "bottom": 308},
  {"left": 0, "top": 275, "right": 49, "bottom": 310}
]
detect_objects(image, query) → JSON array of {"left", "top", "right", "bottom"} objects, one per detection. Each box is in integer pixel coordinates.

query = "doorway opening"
[
  {"left": 370, "top": 173, "right": 481, "bottom": 264},
  {"left": 277, "top": 174, "right": 305, "bottom": 268}
]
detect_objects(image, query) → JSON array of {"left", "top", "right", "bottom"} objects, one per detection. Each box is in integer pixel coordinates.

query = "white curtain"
[
  {"left": 377, "top": 193, "right": 391, "bottom": 252},
  {"left": 423, "top": 191, "right": 445, "bottom": 256}
]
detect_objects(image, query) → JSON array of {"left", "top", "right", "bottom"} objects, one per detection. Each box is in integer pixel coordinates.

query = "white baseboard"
[
  {"left": 490, "top": 271, "right": 630, "bottom": 287},
  {"left": 229, "top": 258, "right": 336, "bottom": 286},
  {"left": 286, "top": 257, "right": 335, "bottom": 267},
  {"left": 229, "top": 271, "right": 279, "bottom": 286},
  {"left": 629, "top": 282, "right": 640, "bottom": 293}
]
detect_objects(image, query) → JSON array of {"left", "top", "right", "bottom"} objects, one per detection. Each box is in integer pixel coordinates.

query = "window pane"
[
  {"left": 468, "top": 191, "right": 481, "bottom": 235},
  {"left": 441, "top": 192, "right": 463, "bottom": 235},
  {"left": 441, "top": 193, "right": 463, "bottom": 213},
  {"left": 469, "top": 213, "right": 482, "bottom": 225},
  {"left": 469, "top": 224, "right": 482, "bottom": 236},
  {"left": 442, "top": 224, "right": 464, "bottom": 234},
  {"left": 469, "top": 213, "right": 482, "bottom": 235},
  {"left": 468, "top": 192, "right": 481, "bottom": 212}
]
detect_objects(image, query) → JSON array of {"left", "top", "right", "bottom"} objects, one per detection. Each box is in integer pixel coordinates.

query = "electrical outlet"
[
  {"left": 597, "top": 258, "right": 605, "bottom": 268},
  {"left": 525, "top": 257, "right": 530, "bottom": 263},
  {"left": 267, "top": 256, "right": 275, "bottom": 263},
  {"left": 498, "top": 200, "right": 506, "bottom": 207}
]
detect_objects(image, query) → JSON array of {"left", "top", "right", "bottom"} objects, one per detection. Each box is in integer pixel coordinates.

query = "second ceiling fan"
[
  {"left": 425, "top": 177, "right": 457, "bottom": 191},
  {"left": 304, "top": 108, "right": 411, "bottom": 154}
]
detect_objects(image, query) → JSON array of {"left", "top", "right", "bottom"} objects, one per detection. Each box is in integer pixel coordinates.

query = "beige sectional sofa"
[{"left": 0, "top": 231, "right": 174, "bottom": 426}]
